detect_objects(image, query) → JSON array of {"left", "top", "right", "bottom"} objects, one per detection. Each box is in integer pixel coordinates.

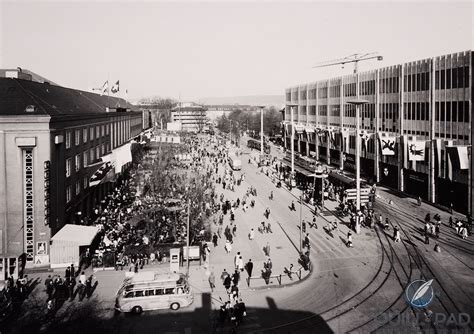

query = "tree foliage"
[{"left": 215, "top": 107, "right": 282, "bottom": 136}]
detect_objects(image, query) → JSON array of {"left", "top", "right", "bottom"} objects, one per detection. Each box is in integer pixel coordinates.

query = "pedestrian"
[
  {"left": 245, "top": 259, "right": 253, "bottom": 277},
  {"left": 424, "top": 231, "right": 430, "bottom": 245},
  {"left": 265, "top": 258, "right": 273, "bottom": 271},
  {"left": 65, "top": 266, "right": 71, "bottom": 280},
  {"left": 435, "top": 224, "right": 440, "bottom": 239},
  {"left": 394, "top": 227, "right": 401, "bottom": 243},
  {"left": 232, "top": 270, "right": 240, "bottom": 286},
  {"left": 236, "top": 255, "right": 244, "bottom": 272},
  {"left": 234, "top": 252, "right": 241, "bottom": 269},
  {"left": 212, "top": 233, "right": 218, "bottom": 247},
  {"left": 225, "top": 240, "right": 232, "bottom": 253},
  {"left": 45, "top": 275, "right": 53, "bottom": 299},
  {"left": 221, "top": 269, "right": 229, "bottom": 282},
  {"left": 208, "top": 271, "right": 216, "bottom": 292},
  {"left": 347, "top": 231, "right": 353, "bottom": 247},
  {"left": 264, "top": 242, "right": 271, "bottom": 256},
  {"left": 266, "top": 222, "right": 272, "bottom": 233},
  {"left": 232, "top": 225, "right": 237, "bottom": 237},
  {"left": 223, "top": 275, "right": 232, "bottom": 292},
  {"left": 249, "top": 228, "right": 255, "bottom": 240}
]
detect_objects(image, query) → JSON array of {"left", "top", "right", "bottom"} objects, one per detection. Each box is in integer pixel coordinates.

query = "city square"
[{"left": 0, "top": 1, "right": 473, "bottom": 334}]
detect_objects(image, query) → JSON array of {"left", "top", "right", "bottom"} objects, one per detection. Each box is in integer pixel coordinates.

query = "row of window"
[
  {"left": 65, "top": 177, "right": 89, "bottom": 203},
  {"left": 435, "top": 67, "right": 470, "bottom": 90},
  {"left": 435, "top": 101, "right": 470, "bottom": 123},
  {"left": 65, "top": 144, "right": 108, "bottom": 178},
  {"left": 65, "top": 124, "right": 110, "bottom": 149},
  {"left": 287, "top": 65, "right": 471, "bottom": 102}
]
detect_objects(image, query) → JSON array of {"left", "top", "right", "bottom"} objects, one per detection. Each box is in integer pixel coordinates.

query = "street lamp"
[
  {"left": 347, "top": 98, "right": 368, "bottom": 233},
  {"left": 287, "top": 104, "right": 298, "bottom": 180},
  {"left": 258, "top": 106, "right": 265, "bottom": 157}
]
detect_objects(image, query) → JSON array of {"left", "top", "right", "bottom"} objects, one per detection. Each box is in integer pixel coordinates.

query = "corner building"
[
  {"left": 284, "top": 51, "right": 472, "bottom": 215},
  {"left": 0, "top": 71, "right": 148, "bottom": 275}
]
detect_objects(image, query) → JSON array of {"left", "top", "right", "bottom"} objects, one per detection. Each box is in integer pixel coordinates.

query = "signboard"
[
  {"left": 44, "top": 161, "right": 50, "bottom": 225},
  {"left": 345, "top": 188, "right": 371, "bottom": 203},
  {"left": 170, "top": 248, "right": 180, "bottom": 273},
  {"left": 182, "top": 246, "right": 200, "bottom": 260}
]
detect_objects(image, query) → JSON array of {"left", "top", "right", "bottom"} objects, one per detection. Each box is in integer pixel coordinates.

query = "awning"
[
  {"left": 280, "top": 159, "right": 314, "bottom": 177},
  {"left": 328, "top": 171, "right": 356, "bottom": 187},
  {"left": 51, "top": 224, "right": 100, "bottom": 246},
  {"left": 294, "top": 125, "right": 305, "bottom": 134},
  {"left": 90, "top": 162, "right": 114, "bottom": 187},
  {"left": 101, "top": 143, "right": 132, "bottom": 174}
]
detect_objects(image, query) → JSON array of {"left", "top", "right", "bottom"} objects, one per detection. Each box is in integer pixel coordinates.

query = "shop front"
[
  {"left": 436, "top": 176, "right": 468, "bottom": 214},
  {"left": 329, "top": 149, "right": 340, "bottom": 168},
  {"left": 403, "top": 169, "right": 428, "bottom": 200},
  {"left": 379, "top": 162, "right": 398, "bottom": 190}
]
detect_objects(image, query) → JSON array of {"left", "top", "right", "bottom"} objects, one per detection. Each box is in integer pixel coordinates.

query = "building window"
[
  {"left": 66, "top": 158, "right": 72, "bottom": 177},
  {"left": 66, "top": 185, "right": 72, "bottom": 203},
  {"left": 83, "top": 177, "right": 88, "bottom": 190},
  {"left": 96, "top": 126, "right": 100, "bottom": 138},
  {"left": 75, "top": 129, "right": 80, "bottom": 146},
  {"left": 75, "top": 154, "right": 81, "bottom": 172},
  {"left": 101, "top": 125, "right": 105, "bottom": 137},
  {"left": 75, "top": 181, "right": 81, "bottom": 196},
  {"left": 23, "top": 149, "right": 34, "bottom": 262},
  {"left": 90, "top": 148, "right": 94, "bottom": 162},
  {"left": 83, "top": 151, "right": 88, "bottom": 167},
  {"left": 106, "top": 124, "right": 110, "bottom": 135},
  {"left": 90, "top": 127, "right": 94, "bottom": 141},
  {"left": 96, "top": 146, "right": 100, "bottom": 159},
  {"left": 83, "top": 128, "right": 88, "bottom": 143},
  {"left": 65, "top": 131, "right": 71, "bottom": 149},
  {"left": 101, "top": 144, "right": 105, "bottom": 155}
]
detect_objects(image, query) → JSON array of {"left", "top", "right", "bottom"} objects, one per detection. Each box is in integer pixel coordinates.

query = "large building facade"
[
  {"left": 171, "top": 102, "right": 208, "bottom": 132},
  {"left": 0, "top": 71, "right": 148, "bottom": 275},
  {"left": 284, "top": 51, "right": 472, "bottom": 215}
]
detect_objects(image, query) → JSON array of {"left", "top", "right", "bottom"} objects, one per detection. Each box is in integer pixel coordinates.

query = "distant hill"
[{"left": 199, "top": 95, "right": 284, "bottom": 108}]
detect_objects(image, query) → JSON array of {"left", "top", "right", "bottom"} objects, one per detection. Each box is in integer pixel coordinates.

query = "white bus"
[
  {"left": 228, "top": 156, "right": 242, "bottom": 170},
  {"left": 115, "top": 272, "right": 193, "bottom": 314}
]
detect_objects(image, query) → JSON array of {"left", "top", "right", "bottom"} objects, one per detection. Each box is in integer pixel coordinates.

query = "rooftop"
[{"left": 0, "top": 77, "right": 136, "bottom": 116}]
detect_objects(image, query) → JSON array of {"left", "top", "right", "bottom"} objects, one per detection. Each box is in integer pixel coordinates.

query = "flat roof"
[{"left": 51, "top": 224, "right": 99, "bottom": 245}]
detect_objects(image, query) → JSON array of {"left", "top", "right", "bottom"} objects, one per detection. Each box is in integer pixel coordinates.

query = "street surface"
[{"left": 4, "top": 134, "right": 473, "bottom": 334}]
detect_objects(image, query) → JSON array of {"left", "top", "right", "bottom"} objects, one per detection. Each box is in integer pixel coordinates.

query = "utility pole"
[
  {"left": 299, "top": 193, "right": 303, "bottom": 253},
  {"left": 186, "top": 199, "right": 190, "bottom": 277},
  {"left": 259, "top": 106, "right": 264, "bottom": 156}
]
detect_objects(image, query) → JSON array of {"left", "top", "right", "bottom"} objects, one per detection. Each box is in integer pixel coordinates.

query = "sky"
[{"left": 0, "top": 1, "right": 472, "bottom": 101}]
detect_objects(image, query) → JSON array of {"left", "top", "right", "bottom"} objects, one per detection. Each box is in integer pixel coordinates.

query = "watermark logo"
[{"left": 405, "top": 279, "right": 434, "bottom": 308}]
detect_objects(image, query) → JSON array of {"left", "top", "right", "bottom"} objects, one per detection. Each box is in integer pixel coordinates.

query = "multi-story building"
[
  {"left": 0, "top": 70, "right": 148, "bottom": 275},
  {"left": 284, "top": 51, "right": 472, "bottom": 215},
  {"left": 171, "top": 102, "right": 208, "bottom": 132}
]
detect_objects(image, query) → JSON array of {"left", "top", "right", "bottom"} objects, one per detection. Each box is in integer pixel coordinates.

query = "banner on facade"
[
  {"left": 378, "top": 133, "right": 396, "bottom": 156},
  {"left": 342, "top": 129, "right": 350, "bottom": 152},
  {"left": 408, "top": 140, "right": 426, "bottom": 161},
  {"left": 447, "top": 145, "right": 469, "bottom": 170}
]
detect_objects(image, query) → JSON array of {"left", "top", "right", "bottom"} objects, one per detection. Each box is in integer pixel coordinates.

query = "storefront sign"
[{"left": 44, "top": 161, "right": 50, "bottom": 225}]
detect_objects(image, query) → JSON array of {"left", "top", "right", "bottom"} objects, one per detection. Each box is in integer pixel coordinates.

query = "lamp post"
[
  {"left": 258, "top": 106, "right": 265, "bottom": 156},
  {"left": 347, "top": 99, "right": 368, "bottom": 233}
]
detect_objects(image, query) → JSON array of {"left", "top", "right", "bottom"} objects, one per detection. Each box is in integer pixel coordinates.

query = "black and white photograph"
[{"left": 0, "top": 1, "right": 473, "bottom": 333}]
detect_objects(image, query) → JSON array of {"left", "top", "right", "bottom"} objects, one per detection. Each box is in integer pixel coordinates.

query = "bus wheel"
[
  {"left": 170, "top": 303, "right": 180, "bottom": 310},
  {"left": 132, "top": 306, "right": 143, "bottom": 314}
]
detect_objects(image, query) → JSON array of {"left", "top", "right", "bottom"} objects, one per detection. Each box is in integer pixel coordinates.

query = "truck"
[{"left": 228, "top": 156, "right": 242, "bottom": 170}]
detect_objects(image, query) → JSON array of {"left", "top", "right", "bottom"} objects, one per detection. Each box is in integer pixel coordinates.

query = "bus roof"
[{"left": 124, "top": 272, "right": 184, "bottom": 284}]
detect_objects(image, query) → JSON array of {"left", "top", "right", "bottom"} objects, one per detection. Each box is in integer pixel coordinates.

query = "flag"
[
  {"left": 342, "top": 129, "right": 349, "bottom": 152},
  {"left": 111, "top": 80, "right": 120, "bottom": 94},
  {"left": 101, "top": 81, "right": 108, "bottom": 96},
  {"left": 408, "top": 140, "right": 426, "bottom": 161},
  {"left": 378, "top": 133, "right": 396, "bottom": 156},
  {"left": 447, "top": 145, "right": 469, "bottom": 170}
]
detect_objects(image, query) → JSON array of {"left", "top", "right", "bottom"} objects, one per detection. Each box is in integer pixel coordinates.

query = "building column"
[
  {"left": 375, "top": 69, "right": 381, "bottom": 183},
  {"left": 428, "top": 58, "right": 436, "bottom": 203},
  {"left": 327, "top": 80, "right": 330, "bottom": 166},
  {"left": 339, "top": 78, "right": 344, "bottom": 170},
  {"left": 398, "top": 66, "right": 405, "bottom": 192}
]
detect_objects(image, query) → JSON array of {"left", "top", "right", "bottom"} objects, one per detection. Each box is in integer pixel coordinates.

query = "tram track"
[{"left": 371, "top": 200, "right": 474, "bottom": 333}]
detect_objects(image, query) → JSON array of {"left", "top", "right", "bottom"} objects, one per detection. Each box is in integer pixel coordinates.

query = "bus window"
[
  {"left": 135, "top": 290, "right": 144, "bottom": 297},
  {"left": 176, "top": 287, "right": 184, "bottom": 295},
  {"left": 155, "top": 288, "right": 164, "bottom": 295},
  {"left": 165, "top": 288, "right": 174, "bottom": 295},
  {"left": 145, "top": 290, "right": 155, "bottom": 297},
  {"left": 124, "top": 291, "right": 134, "bottom": 298}
]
